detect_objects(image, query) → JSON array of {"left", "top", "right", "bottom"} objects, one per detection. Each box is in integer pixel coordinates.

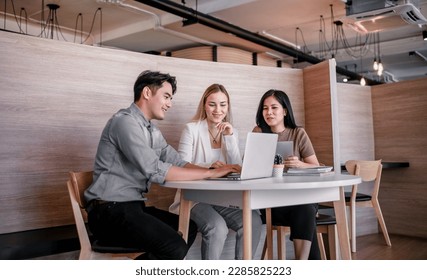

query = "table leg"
[
  {"left": 242, "top": 190, "right": 252, "bottom": 260},
  {"left": 333, "top": 186, "right": 352, "bottom": 260},
  {"left": 178, "top": 189, "right": 191, "bottom": 243}
]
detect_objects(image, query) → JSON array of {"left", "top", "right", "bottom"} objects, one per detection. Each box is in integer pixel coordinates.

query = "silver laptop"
[
  {"left": 276, "top": 141, "right": 293, "bottom": 159},
  {"left": 207, "top": 132, "right": 278, "bottom": 181}
]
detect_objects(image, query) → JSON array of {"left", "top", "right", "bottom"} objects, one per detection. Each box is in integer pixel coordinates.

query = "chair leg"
[
  {"left": 265, "top": 225, "right": 339, "bottom": 260},
  {"left": 317, "top": 232, "right": 327, "bottom": 260},
  {"left": 327, "top": 225, "right": 338, "bottom": 260},
  {"left": 349, "top": 202, "right": 357, "bottom": 252},
  {"left": 277, "top": 227, "right": 287, "bottom": 260},
  {"left": 261, "top": 239, "right": 268, "bottom": 260},
  {"left": 317, "top": 224, "right": 338, "bottom": 260},
  {"left": 372, "top": 199, "right": 392, "bottom": 247},
  {"left": 261, "top": 226, "right": 289, "bottom": 260}
]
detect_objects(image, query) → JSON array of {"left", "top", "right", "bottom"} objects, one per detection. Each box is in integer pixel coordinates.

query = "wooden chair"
[
  {"left": 345, "top": 159, "right": 392, "bottom": 252},
  {"left": 261, "top": 213, "right": 338, "bottom": 260},
  {"left": 67, "top": 171, "right": 144, "bottom": 260}
]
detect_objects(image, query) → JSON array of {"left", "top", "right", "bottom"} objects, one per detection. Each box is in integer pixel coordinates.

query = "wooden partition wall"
[
  {"left": 371, "top": 78, "right": 427, "bottom": 239},
  {"left": 337, "top": 83, "right": 375, "bottom": 162},
  {"left": 336, "top": 83, "right": 378, "bottom": 237},
  {"left": 304, "top": 62, "right": 377, "bottom": 170},
  {"left": 303, "top": 59, "right": 340, "bottom": 171},
  {"left": 0, "top": 32, "right": 305, "bottom": 234}
]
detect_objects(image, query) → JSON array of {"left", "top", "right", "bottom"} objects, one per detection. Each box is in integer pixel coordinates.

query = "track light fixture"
[{"left": 423, "top": 30, "right": 427, "bottom": 41}]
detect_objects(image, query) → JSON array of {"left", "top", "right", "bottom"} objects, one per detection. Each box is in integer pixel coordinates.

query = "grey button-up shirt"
[{"left": 84, "top": 103, "right": 187, "bottom": 203}]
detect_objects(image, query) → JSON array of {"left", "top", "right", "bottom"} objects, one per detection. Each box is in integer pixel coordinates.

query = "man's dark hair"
[{"left": 133, "top": 70, "right": 177, "bottom": 102}]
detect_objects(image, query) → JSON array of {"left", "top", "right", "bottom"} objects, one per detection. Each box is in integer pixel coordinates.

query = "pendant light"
[
  {"left": 377, "top": 32, "right": 383, "bottom": 76},
  {"left": 360, "top": 76, "right": 366, "bottom": 86},
  {"left": 373, "top": 32, "right": 378, "bottom": 70}
]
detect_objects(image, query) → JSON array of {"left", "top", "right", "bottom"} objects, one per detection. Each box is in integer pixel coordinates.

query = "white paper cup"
[{"left": 272, "top": 165, "right": 284, "bottom": 177}]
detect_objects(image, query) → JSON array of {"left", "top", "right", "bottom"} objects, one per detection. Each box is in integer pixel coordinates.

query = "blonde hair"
[{"left": 192, "top": 84, "right": 233, "bottom": 123}]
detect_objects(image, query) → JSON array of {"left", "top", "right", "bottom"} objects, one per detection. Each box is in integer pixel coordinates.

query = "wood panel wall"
[
  {"left": 170, "top": 45, "right": 291, "bottom": 68},
  {"left": 371, "top": 78, "right": 427, "bottom": 238},
  {"left": 0, "top": 31, "right": 304, "bottom": 234},
  {"left": 171, "top": 46, "right": 214, "bottom": 61}
]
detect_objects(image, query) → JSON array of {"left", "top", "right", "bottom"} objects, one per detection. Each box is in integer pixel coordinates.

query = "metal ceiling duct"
[
  {"left": 343, "top": 0, "right": 427, "bottom": 33},
  {"left": 136, "top": 0, "right": 381, "bottom": 85}
]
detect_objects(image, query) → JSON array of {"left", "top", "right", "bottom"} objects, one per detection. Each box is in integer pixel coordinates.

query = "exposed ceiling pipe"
[
  {"left": 413, "top": 50, "right": 427, "bottom": 62},
  {"left": 260, "top": 30, "right": 300, "bottom": 50},
  {"left": 135, "top": 0, "right": 381, "bottom": 85}
]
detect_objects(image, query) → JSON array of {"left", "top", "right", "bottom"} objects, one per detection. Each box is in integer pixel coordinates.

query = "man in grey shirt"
[{"left": 84, "top": 70, "right": 240, "bottom": 260}]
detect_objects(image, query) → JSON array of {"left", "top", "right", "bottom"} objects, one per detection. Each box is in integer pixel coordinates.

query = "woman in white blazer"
[{"left": 169, "top": 84, "right": 262, "bottom": 260}]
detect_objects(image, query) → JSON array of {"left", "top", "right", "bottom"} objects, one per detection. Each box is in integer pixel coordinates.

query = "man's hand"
[
  {"left": 166, "top": 164, "right": 241, "bottom": 181},
  {"left": 208, "top": 164, "right": 241, "bottom": 178}
]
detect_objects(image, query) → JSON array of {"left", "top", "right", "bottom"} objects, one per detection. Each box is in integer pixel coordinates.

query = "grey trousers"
[{"left": 190, "top": 202, "right": 262, "bottom": 260}]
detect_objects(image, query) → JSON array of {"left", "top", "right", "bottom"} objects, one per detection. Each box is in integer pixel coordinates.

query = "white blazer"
[{"left": 169, "top": 120, "right": 242, "bottom": 214}]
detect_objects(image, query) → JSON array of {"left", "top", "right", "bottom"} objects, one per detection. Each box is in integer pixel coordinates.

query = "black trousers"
[
  {"left": 261, "top": 203, "right": 321, "bottom": 260},
  {"left": 88, "top": 200, "right": 197, "bottom": 260}
]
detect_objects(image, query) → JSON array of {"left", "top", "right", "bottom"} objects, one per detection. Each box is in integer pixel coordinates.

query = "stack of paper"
[{"left": 284, "top": 166, "right": 334, "bottom": 176}]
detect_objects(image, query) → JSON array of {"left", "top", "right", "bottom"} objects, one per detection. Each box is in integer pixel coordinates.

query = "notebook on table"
[
  {"left": 284, "top": 166, "right": 335, "bottom": 176},
  {"left": 207, "top": 132, "right": 278, "bottom": 181}
]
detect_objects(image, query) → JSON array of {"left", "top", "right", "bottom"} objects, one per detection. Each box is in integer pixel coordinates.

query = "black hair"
[
  {"left": 255, "top": 89, "right": 298, "bottom": 133},
  {"left": 133, "top": 70, "right": 177, "bottom": 102}
]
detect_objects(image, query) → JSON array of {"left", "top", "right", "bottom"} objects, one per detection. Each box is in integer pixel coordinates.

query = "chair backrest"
[
  {"left": 69, "top": 171, "right": 93, "bottom": 209},
  {"left": 67, "top": 171, "right": 94, "bottom": 260},
  {"left": 67, "top": 170, "right": 143, "bottom": 259},
  {"left": 345, "top": 160, "right": 382, "bottom": 198}
]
